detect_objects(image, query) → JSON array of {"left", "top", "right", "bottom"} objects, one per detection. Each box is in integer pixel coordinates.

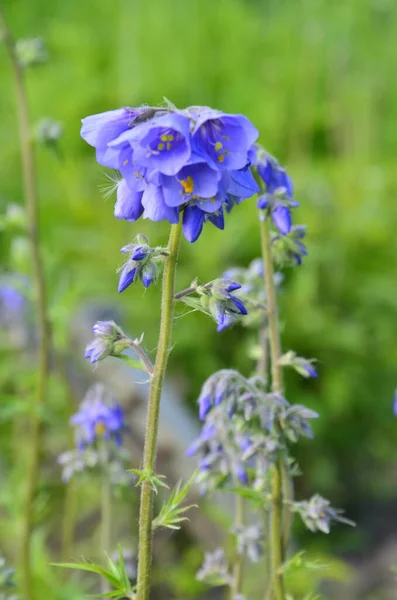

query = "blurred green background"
[{"left": 1, "top": 0, "right": 397, "bottom": 598}]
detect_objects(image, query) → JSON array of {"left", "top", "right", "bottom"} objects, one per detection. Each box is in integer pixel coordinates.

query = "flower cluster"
[
  {"left": 118, "top": 234, "right": 167, "bottom": 292},
  {"left": 81, "top": 103, "right": 260, "bottom": 242},
  {"left": 84, "top": 320, "right": 131, "bottom": 364},
  {"left": 187, "top": 370, "right": 318, "bottom": 494},
  {"left": 252, "top": 144, "right": 298, "bottom": 235},
  {"left": 71, "top": 383, "right": 126, "bottom": 449},
  {"left": 177, "top": 278, "right": 248, "bottom": 331},
  {"left": 272, "top": 224, "right": 308, "bottom": 267},
  {"left": 292, "top": 494, "right": 355, "bottom": 534}
]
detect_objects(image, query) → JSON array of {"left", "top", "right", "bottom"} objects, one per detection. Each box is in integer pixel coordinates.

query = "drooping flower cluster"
[
  {"left": 178, "top": 278, "right": 248, "bottom": 331},
  {"left": 186, "top": 370, "right": 318, "bottom": 494},
  {"left": 292, "top": 494, "right": 355, "bottom": 534},
  {"left": 251, "top": 144, "right": 297, "bottom": 235},
  {"left": 118, "top": 234, "right": 167, "bottom": 292},
  {"left": 71, "top": 383, "right": 126, "bottom": 449},
  {"left": 84, "top": 320, "right": 131, "bottom": 364},
  {"left": 81, "top": 103, "right": 259, "bottom": 242}
]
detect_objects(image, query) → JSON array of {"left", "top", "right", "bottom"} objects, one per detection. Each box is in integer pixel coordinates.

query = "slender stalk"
[
  {"left": 0, "top": 10, "right": 50, "bottom": 600},
  {"left": 229, "top": 495, "right": 245, "bottom": 600},
  {"left": 100, "top": 474, "right": 112, "bottom": 594},
  {"left": 136, "top": 221, "right": 183, "bottom": 600},
  {"left": 259, "top": 215, "right": 285, "bottom": 600},
  {"left": 174, "top": 285, "right": 197, "bottom": 300}
]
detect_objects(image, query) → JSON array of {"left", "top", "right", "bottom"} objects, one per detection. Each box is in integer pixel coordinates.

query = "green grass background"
[{"left": 1, "top": 0, "right": 397, "bottom": 597}]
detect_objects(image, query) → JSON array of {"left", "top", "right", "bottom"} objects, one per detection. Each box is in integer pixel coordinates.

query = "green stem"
[
  {"left": 259, "top": 215, "right": 285, "bottom": 600},
  {"left": 229, "top": 495, "right": 245, "bottom": 600},
  {"left": 136, "top": 220, "right": 183, "bottom": 600},
  {"left": 100, "top": 473, "right": 112, "bottom": 594},
  {"left": 0, "top": 9, "right": 50, "bottom": 600}
]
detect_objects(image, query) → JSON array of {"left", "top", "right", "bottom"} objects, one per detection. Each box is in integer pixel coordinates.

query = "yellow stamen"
[
  {"left": 157, "top": 142, "right": 165, "bottom": 150},
  {"left": 95, "top": 422, "right": 106, "bottom": 435},
  {"left": 217, "top": 154, "right": 225, "bottom": 163},
  {"left": 123, "top": 159, "right": 129, "bottom": 165},
  {"left": 166, "top": 142, "right": 172, "bottom": 150},
  {"left": 160, "top": 133, "right": 174, "bottom": 142},
  {"left": 180, "top": 176, "right": 194, "bottom": 194},
  {"left": 215, "top": 141, "right": 223, "bottom": 152}
]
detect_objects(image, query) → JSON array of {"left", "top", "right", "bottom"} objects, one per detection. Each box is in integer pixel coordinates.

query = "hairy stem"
[
  {"left": 229, "top": 495, "right": 245, "bottom": 600},
  {"left": 260, "top": 215, "right": 285, "bottom": 600},
  {"left": 100, "top": 473, "right": 112, "bottom": 594},
  {"left": 136, "top": 221, "right": 183, "bottom": 600},
  {"left": 0, "top": 10, "right": 50, "bottom": 600}
]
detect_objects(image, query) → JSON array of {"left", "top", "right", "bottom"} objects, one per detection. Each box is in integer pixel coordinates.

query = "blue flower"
[
  {"left": 71, "top": 384, "right": 125, "bottom": 449},
  {"left": 253, "top": 145, "right": 297, "bottom": 235},
  {"left": 81, "top": 102, "right": 259, "bottom": 243},
  {"left": 0, "top": 282, "right": 25, "bottom": 325},
  {"left": 191, "top": 108, "right": 258, "bottom": 171},
  {"left": 393, "top": 390, "right": 397, "bottom": 416},
  {"left": 85, "top": 320, "right": 131, "bottom": 364}
]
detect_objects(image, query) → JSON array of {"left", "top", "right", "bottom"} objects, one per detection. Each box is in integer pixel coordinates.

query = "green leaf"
[
  {"left": 51, "top": 562, "right": 120, "bottom": 588},
  {"left": 153, "top": 471, "right": 198, "bottom": 531},
  {"left": 128, "top": 469, "right": 169, "bottom": 493},
  {"left": 114, "top": 354, "right": 147, "bottom": 371}
]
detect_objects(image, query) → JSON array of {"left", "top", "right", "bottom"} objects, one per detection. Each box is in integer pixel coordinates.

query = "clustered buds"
[
  {"left": 272, "top": 225, "right": 308, "bottom": 267},
  {"left": 187, "top": 371, "right": 318, "bottom": 494},
  {"left": 84, "top": 320, "right": 131, "bottom": 364},
  {"left": 196, "top": 548, "right": 232, "bottom": 587},
  {"left": 278, "top": 350, "right": 318, "bottom": 378},
  {"left": 292, "top": 494, "right": 355, "bottom": 534},
  {"left": 118, "top": 234, "right": 166, "bottom": 292},
  {"left": 252, "top": 145, "right": 297, "bottom": 236},
  {"left": 179, "top": 279, "right": 248, "bottom": 331}
]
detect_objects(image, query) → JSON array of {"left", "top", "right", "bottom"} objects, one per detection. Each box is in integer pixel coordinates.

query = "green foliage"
[
  {"left": 128, "top": 469, "right": 169, "bottom": 493},
  {"left": 1, "top": 0, "right": 397, "bottom": 597},
  {"left": 152, "top": 471, "right": 197, "bottom": 531},
  {"left": 53, "top": 549, "right": 135, "bottom": 600}
]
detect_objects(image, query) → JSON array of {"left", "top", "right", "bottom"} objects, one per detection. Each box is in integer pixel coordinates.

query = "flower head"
[
  {"left": 81, "top": 102, "right": 259, "bottom": 242},
  {"left": 292, "top": 494, "right": 355, "bottom": 534},
  {"left": 71, "top": 384, "right": 125, "bottom": 449},
  {"left": 85, "top": 320, "right": 130, "bottom": 364}
]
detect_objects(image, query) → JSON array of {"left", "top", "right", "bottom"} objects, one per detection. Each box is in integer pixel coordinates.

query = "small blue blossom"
[
  {"left": 272, "top": 225, "right": 308, "bottom": 266},
  {"left": 252, "top": 145, "right": 297, "bottom": 236},
  {"left": 81, "top": 102, "right": 259, "bottom": 242},
  {"left": 393, "top": 389, "right": 397, "bottom": 416},
  {"left": 71, "top": 384, "right": 125, "bottom": 449},
  {"left": 0, "top": 278, "right": 27, "bottom": 328},
  {"left": 85, "top": 320, "right": 131, "bottom": 364}
]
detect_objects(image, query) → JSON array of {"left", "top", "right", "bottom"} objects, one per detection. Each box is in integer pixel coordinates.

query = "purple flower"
[
  {"left": 302, "top": 363, "right": 318, "bottom": 378},
  {"left": 161, "top": 161, "right": 220, "bottom": 207},
  {"left": 192, "top": 108, "right": 258, "bottom": 171},
  {"left": 81, "top": 107, "right": 140, "bottom": 168},
  {"left": 114, "top": 179, "right": 144, "bottom": 222},
  {"left": 393, "top": 390, "right": 397, "bottom": 416},
  {"left": 118, "top": 265, "right": 137, "bottom": 293},
  {"left": 0, "top": 283, "right": 25, "bottom": 325},
  {"left": 272, "top": 205, "right": 292, "bottom": 235},
  {"left": 81, "top": 102, "right": 259, "bottom": 242},
  {"left": 71, "top": 384, "right": 125, "bottom": 449},
  {"left": 84, "top": 320, "right": 130, "bottom": 364},
  {"left": 115, "top": 112, "right": 192, "bottom": 176},
  {"left": 199, "top": 394, "right": 212, "bottom": 421}
]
